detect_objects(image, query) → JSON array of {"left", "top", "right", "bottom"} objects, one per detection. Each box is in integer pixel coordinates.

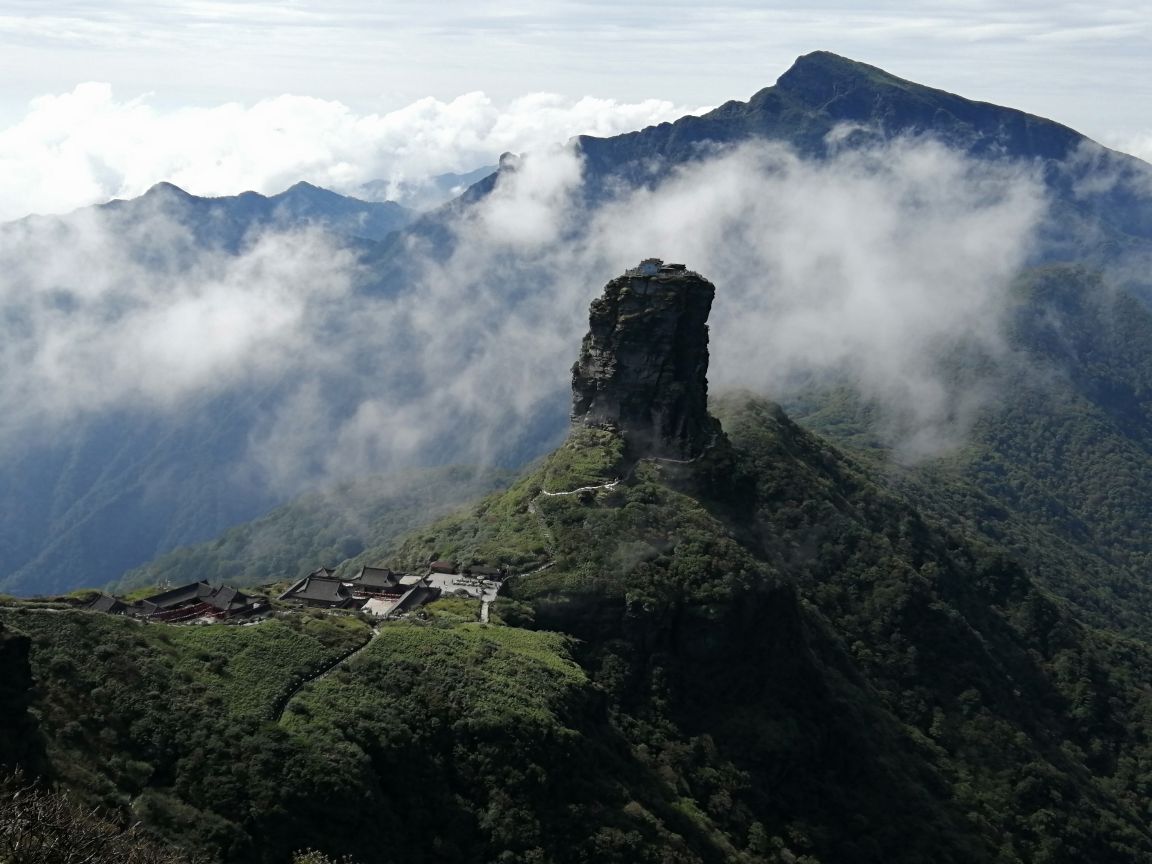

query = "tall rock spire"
[{"left": 571, "top": 259, "right": 719, "bottom": 458}]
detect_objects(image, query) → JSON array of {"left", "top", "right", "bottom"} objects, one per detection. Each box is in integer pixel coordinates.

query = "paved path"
[
  {"left": 539, "top": 479, "right": 620, "bottom": 497},
  {"left": 524, "top": 436, "right": 719, "bottom": 573},
  {"left": 272, "top": 627, "right": 377, "bottom": 722}
]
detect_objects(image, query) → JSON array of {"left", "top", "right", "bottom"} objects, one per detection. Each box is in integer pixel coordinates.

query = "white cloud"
[
  {"left": 0, "top": 84, "right": 707, "bottom": 221},
  {"left": 1, "top": 0, "right": 1148, "bottom": 155},
  {"left": 0, "top": 134, "right": 1047, "bottom": 496},
  {"left": 588, "top": 139, "right": 1046, "bottom": 456},
  {"left": 0, "top": 209, "right": 358, "bottom": 441},
  {"left": 283, "top": 136, "right": 1047, "bottom": 476},
  {"left": 1104, "top": 131, "right": 1152, "bottom": 165}
]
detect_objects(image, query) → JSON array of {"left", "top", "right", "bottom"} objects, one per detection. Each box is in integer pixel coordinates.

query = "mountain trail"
[{"left": 271, "top": 626, "right": 377, "bottom": 722}]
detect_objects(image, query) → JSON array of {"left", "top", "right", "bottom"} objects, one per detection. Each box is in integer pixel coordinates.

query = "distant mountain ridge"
[
  {"left": 98, "top": 178, "right": 413, "bottom": 246},
  {"left": 0, "top": 180, "right": 414, "bottom": 596},
  {"left": 578, "top": 51, "right": 1088, "bottom": 165},
  {"left": 568, "top": 51, "right": 1152, "bottom": 260}
]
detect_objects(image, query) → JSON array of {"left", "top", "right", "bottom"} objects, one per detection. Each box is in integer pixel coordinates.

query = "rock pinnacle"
[{"left": 571, "top": 258, "right": 720, "bottom": 459}]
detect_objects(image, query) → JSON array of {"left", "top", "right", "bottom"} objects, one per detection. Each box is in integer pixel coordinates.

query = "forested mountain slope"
[
  {"left": 788, "top": 264, "right": 1152, "bottom": 638},
  {"left": 10, "top": 260, "right": 1152, "bottom": 863},
  {"left": 9, "top": 391, "right": 1152, "bottom": 862}
]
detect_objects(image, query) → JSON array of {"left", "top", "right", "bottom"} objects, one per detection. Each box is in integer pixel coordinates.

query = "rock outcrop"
[
  {"left": 0, "top": 621, "right": 41, "bottom": 772},
  {"left": 571, "top": 259, "right": 720, "bottom": 458}
]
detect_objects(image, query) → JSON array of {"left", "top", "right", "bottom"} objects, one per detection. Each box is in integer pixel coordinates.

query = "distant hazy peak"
[
  {"left": 280, "top": 180, "right": 322, "bottom": 195},
  {"left": 275, "top": 180, "right": 379, "bottom": 204},
  {"left": 142, "top": 180, "right": 193, "bottom": 198}
]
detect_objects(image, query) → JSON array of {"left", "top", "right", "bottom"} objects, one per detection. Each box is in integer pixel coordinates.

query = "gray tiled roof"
[
  {"left": 88, "top": 594, "right": 127, "bottom": 614},
  {"left": 138, "top": 581, "right": 213, "bottom": 609},
  {"left": 353, "top": 566, "right": 404, "bottom": 590},
  {"left": 286, "top": 576, "right": 353, "bottom": 605}
]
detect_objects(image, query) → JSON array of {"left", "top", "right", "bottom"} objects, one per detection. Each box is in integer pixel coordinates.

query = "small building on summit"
[
  {"left": 624, "top": 258, "right": 690, "bottom": 278},
  {"left": 628, "top": 258, "right": 664, "bottom": 277}
]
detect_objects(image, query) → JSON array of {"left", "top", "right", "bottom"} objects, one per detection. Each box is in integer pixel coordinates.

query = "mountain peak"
[
  {"left": 780, "top": 50, "right": 905, "bottom": 84},
  {"left": 772, "top": 50, "right": 927, "bottom": 111},
  {"left": 142, "top": 181, "right": 192, "bottom": 199},
  {"left": 571, "top": 259, "right": 719, "bottom": 458},
  {"left": 279, "top": 180, "right": 338, "bottom": 200},
  {"left": 284, "top": 180, "right": 322, "bottom": 194}
]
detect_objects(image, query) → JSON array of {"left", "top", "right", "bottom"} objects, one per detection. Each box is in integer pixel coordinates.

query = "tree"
[{"left": 0, "top": 769, "right": 202, "bottom": 864}]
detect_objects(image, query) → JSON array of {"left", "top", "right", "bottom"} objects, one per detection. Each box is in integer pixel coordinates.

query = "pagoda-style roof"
[
  {"left": 279, "top": 575, "right": 356, "bottom": 607},
  {"left": 137, "top": 580, "right": 213, "bottom": 610},
  {"left": 351, "top": 566, "right": 405, "bottom": 591},
  {"left": 88, "top": 594, "right": 128, "bottom": 615}
]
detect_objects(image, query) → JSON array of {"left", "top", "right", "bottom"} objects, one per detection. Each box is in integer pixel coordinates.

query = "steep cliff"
[
  {"left": 571, "top": 259, "right": 721, "bottom": 459},
  {"left": 0, "top": 620, "right": 41, "bottom": 773}
]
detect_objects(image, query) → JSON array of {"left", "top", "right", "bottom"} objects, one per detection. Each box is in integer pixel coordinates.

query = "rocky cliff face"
[
  {"left": 0, "top": 621, "right": 40, "bottom": 772},
  {"left": 571, "top": 259, "right": 720, "bottom": 458}
]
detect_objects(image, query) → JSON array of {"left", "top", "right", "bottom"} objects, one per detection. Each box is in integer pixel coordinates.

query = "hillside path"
[
  {"left": 539, "top": 479, "right": 620, "bottom": 496},
  {"left": 272, "top": 626, "right": 377, "bottom": 722}
]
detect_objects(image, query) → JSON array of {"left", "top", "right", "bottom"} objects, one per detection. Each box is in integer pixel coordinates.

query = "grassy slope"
[
  {"left": 3, "top": 602, "right": 755, "bottom": 864},
  {"left": 0, "top": 607, "right": 372, "bottom": 860},
  {"left": 280, "top": 624, "right": 753, "bottom": 863},
  {"left": 111, "top": 466, "right": 514, "bottom": 594}
]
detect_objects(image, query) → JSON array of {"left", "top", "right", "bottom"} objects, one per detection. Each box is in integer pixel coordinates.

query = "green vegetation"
[
  {"left": 13, "top": 279, "right": 1152, "bottom": 861},
  {"left": 350, "top": 428, "right": 625, "bottom": 576},
  {"left": 285, "top": 624, "right": 586, "bottom": 731},
  {"left": 359, "top": 404, "right": 1152, "bottom": 861},
  {"left": 166, "top": 614, "right": 371, "bottom": 720},
  {"left": 788, "top": 265, "right": 1152, "bottom": 636},
  {"left": 0, "top": 607, "right": 371, "bottom": 861},
  {"left": 419, "top": 595, "right": 482, "bottom": 622},
  {"left": 278, "top": 622, "right": 761, "bottom": 863},
  {"left": 113, "top": 466, "right": 513, "bottom": 594}
]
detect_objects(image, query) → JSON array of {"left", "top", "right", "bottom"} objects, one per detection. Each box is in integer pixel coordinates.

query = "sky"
[{"left": 0, "top": 1, "right": 1149, "bottom": 219}]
